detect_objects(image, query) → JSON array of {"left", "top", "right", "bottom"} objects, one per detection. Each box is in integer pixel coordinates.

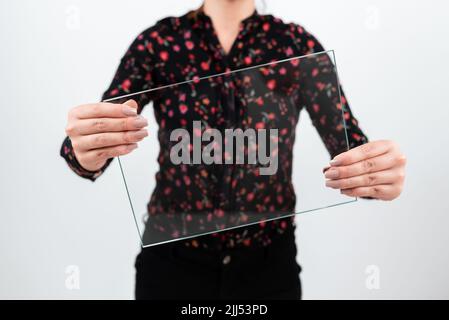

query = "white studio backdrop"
[{"left": 0, "top": 0, "right": 448, "bottom": 299}]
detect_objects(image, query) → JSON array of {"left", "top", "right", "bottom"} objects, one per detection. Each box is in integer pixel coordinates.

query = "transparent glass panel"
[{"left": 105, "top": 50, "right": 356, "bottom": 247}]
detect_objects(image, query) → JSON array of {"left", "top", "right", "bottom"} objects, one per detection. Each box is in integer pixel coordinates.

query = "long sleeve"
[
  {"left": 291, "top": 26, "right": 369, "bottom": 158},
  {"left": 60, "top": 29, "right": 156, "bottom": 181}
]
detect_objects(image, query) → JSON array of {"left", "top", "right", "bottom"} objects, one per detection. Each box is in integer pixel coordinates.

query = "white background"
[{"left": 0, "top": 0, "right": 448, "bottom": 299}]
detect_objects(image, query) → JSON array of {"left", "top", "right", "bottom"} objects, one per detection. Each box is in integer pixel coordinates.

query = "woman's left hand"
[{"left": 324, "top": 140, "right": 406, "bottom": 201}]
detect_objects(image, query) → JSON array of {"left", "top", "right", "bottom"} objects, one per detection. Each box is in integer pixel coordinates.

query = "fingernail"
[
  {"left": 133, "top": 116, "right": 148, "bottom": 128},
  {"left": 324, "top": 168, "right": 339, "bottom": 179},
  {"left": 325, "top": 180, "right": 336, "bottom": 188},
  {"left": 128, "top": 144, "right": 138, "bottom": 151},
  {"left": 134, "top": 129, "right": 148, "bottom": 139},
  {"left": 329, "top": 158, "right": 341, "bottom": 166},
  {"left": 123, "top": 106, "right": 137, "bottom": 116},
  {"left": 322, "top": 165, "right": 331, "bottom": 174}
]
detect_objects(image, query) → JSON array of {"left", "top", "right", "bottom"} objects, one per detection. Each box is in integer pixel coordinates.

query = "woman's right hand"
[{"left": 65, "top": 99, "right": 148, "bottom": 172}]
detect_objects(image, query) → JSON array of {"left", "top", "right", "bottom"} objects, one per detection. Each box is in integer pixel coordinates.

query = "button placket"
[{"left": 222, "top": 254, "right": 231, "bottom": 265}]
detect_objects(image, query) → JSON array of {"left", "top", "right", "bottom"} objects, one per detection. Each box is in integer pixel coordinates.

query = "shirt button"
[{"left": 222, "top": 255, "right": 231, "bottom": 265}]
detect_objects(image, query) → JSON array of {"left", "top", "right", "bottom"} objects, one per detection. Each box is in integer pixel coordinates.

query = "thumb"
[{"left": 124, "top": 99, "right": 138, "bottom": 110}]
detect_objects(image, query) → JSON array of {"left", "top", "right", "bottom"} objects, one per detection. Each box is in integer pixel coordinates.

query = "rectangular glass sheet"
[{"left": 105, "top": 50, "right": 356, "bottom": 247}]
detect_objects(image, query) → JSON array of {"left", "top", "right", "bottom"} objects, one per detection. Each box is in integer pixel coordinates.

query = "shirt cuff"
[{"left": 60, "top": 136, "right": 111, "bottom": 181}]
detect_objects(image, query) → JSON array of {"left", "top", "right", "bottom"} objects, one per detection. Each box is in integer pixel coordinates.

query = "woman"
[{"left": 61, "top": 0, "right": 406, "bottom": 299}]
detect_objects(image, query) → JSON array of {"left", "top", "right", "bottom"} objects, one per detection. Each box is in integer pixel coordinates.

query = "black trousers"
[{"left": 135, "top": 231, "right": 302, "bottom": 300}]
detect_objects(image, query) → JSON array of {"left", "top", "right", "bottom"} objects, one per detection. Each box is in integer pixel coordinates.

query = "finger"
[
  {"left": 330, "top": 140, "right": 397, "bottom": 166},
  {"left": 325, "top": 168, "right": 401, "bottom": 190},
  {"left": 341, "top": 184, "right": 401, "bottom": 201},
  {"left": 74, "top": 129, "right": 148, "bottom": 151},
  {"left": 70, "top": 100, "right": 138, "bottom": 119},
  {"left": 73, "top": 116, "right": 148, "bottom": 135},
  {"left": 123, "top": 99, "right": 138, "bottom": 109},
  {"left": 324, "top": 151, "right": 400, "bottom": 179},
  {"left": 77, "top": 144, "right": 138, "bottom": 168},
  {"left": 322, "top": 165, "right": 331, "bottom": 174}
]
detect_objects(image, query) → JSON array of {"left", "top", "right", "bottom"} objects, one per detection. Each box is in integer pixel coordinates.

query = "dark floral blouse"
[{"left": 61, "top": 9, "right": 368, "bottom": 250}]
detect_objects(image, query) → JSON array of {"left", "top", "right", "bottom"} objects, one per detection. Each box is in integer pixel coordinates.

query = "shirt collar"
[{"left": 189, "top": 7, "right": 261, "bottom": 31}]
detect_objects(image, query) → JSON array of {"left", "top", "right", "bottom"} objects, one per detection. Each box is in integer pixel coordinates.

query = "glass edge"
[
  {"left": 103, "top": 49, "right": 335, "bottom": 103},
  {"left": 140, "top": 198, "right": 358, "bottom": 248},
  {"left": 117, "top": 156, "right": 144, "bottom": 247}
]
